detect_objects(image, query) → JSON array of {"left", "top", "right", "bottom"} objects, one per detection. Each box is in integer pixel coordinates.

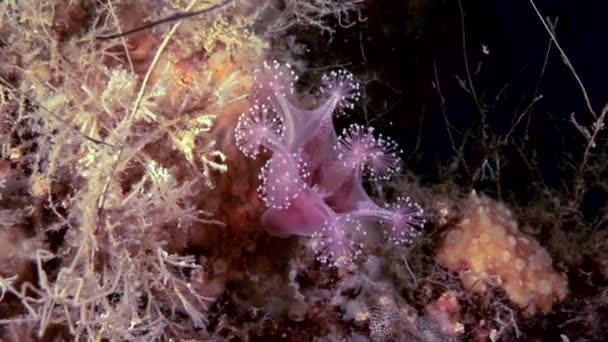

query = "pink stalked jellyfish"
[
  {"left": 320, "top": 69, "right": 361, "bottom": 114},
  {"left": 253, "top": 60, "right": 298, "bottom": 100},
  {"left": 310, "top": 214, "right": 363, "bottom": 267},
  {"left": 233, "top": 61, "right": 425, "bottom": 267},
  {"left": 258, "top": 151, "right": 309, "bottom": 210},
  {"left": 335, "top": 123, "right": 402, "bottom": 181},
  {"left": 262, "top": 189, "right": 331, "bottom": 237},
  {"left": 382, "top": 196, "right": 426, "bottom": 245},
  {"left": 352, "top": 196, "right": 426, "bottom": 246},
  {"left": 234, "top": 103, "right": 283, "bottom": 158}
]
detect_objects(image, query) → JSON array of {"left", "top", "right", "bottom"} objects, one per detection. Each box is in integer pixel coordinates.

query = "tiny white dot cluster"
[
  {"left": 354, "top": 197, "right": 425, "bottom": 246},
  {"left": 258, "top": 152, "right": 310, "bottom": 210},
  {"left": 320, "top": 69, "right": 361, "bottom": 115},
  {"left": 234, "top": 102, "right": 284, "bottom": 158},
  {"left": 335, "top": 123, "right": 403, "bottom": 180},
  {"left": 253, "top": 60, "right": 298, "bottom": 99},
  {"left": 310, "top": 215, "right": 363, "bottom": 267},
  {"left": 383, "top": 196, "right": 426, "bottom": 245}
]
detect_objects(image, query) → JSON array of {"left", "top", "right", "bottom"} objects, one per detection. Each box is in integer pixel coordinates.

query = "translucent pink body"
[{"left": 234, "top": 61, "right": 425, "bottom": 266}]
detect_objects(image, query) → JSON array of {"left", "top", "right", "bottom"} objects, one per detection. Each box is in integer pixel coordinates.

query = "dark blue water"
[{"left": 324, "top": 0, "right": 608, "bottom": 200}]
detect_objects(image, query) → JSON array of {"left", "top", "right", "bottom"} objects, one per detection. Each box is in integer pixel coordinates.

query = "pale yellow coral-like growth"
[{"left": 436, "top": 192, "right": 568, "bottom": 315}]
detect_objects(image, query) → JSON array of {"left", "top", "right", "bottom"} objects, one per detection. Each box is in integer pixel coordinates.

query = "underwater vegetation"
[{"left": 0, "top": 0, "right": 607, "bottom": 341}]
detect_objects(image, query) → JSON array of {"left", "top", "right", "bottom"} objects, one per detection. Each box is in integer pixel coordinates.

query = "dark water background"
[{"left": 296, "top": 0, "right": 608, "bottom": 206}]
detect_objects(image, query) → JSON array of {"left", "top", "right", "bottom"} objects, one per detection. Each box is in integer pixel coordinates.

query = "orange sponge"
[{"left": 436, "top": 192, "right": 568, "bottom": 315}]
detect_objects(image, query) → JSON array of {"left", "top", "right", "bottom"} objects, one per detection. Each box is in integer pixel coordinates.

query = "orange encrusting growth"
[{"left": 436, "top": 192, "right": 568, "bottom": 315}]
